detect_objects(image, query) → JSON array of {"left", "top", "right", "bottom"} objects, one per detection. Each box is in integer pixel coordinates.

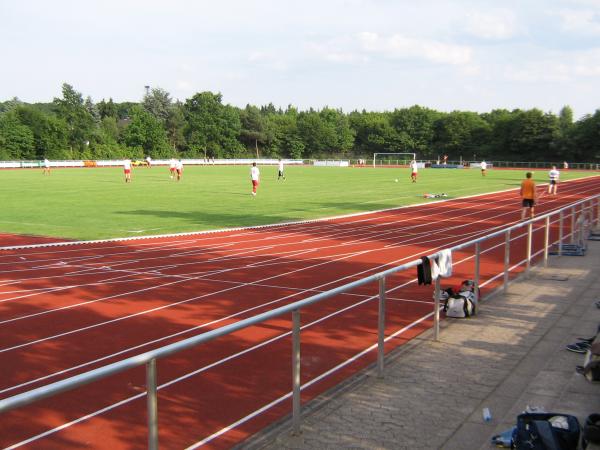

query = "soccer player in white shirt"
[
  {"left": 277, "top": 159, "right": 285, "bottom": 180},
  {"left": 43, "top": 158, "right": 50, "bottom": 175},
  {"left": 548, "top": 165, "right": 560, "bottom": 195},
  {"left": 480, "top": 160, "right": 487, "bottom": 176},
  {"left": 123, "top": 159, "right": 132, "bottom": 183},
  {"left": 410, "top": 160, "right": 418, "bottom": 183},
  {"left": 175, "top": 159, "right": 183, "bottom": 181},
  {"left": 169, "top": 158, "right": 177, "bottom": 179},
  {"left": 250, "top": 162, "right": 260, "bottom": 196}
]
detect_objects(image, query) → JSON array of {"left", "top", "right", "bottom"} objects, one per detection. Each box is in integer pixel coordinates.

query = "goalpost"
[{"left": 373, "top": 152, "right": 416, "bottom": 168}]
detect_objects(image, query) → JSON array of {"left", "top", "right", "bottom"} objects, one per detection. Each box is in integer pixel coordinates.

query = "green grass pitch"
[{"left": 0, "top": 165, "right": 593, "bottom": 241}]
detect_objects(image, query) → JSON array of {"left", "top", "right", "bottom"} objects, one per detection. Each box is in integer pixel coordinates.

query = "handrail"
[{"left": 1, "top": 192, "right": 599, "bottom": 449}]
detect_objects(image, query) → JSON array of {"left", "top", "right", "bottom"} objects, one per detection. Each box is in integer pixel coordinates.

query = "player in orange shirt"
[{"left": 520, "top": 172, "right": 537, "bottom": 220}]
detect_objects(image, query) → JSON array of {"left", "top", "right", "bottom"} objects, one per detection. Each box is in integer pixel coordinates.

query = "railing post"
[
  {"left": 377, "top": 277, "right": 386, "bottom": 377},
  {"left": 526, "top": 222, "right": 533, "bottom": 275},
  {"left": 433, "top": 275, "right": 441, "bottom": 341},
  {"left": 570, "top": 206, "right": 576, "bottom": 244},
  {"left": 292, "top": 309, "right": 301, "bottom": 435},
  {"left": 503, "top": 230, "right": 510, "bottom": 293},
  {"left": 543, "top": 216, "right": 550, "bottom": 267},
  {"left": 559, "top": 210, "right": 564, "bottom": 256},
  {"left": 474, "top": 242, "right": 480, "bottom": 312},
  {"left": 146, "top": 359, "right": 159, "bottom": 450}
]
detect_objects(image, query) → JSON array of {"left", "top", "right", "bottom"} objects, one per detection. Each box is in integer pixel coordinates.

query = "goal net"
[{"left": 373, "top": 153, "right": 416, "bottom": 168}]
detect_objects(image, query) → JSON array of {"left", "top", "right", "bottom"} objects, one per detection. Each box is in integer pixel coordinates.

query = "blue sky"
[{"left": 1, "top": 0, "right": 599, "bottom": 118}]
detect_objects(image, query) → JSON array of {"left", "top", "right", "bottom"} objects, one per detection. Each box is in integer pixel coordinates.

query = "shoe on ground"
[{"left": 566, "top": 342, "right": 591, "bottom": 353}]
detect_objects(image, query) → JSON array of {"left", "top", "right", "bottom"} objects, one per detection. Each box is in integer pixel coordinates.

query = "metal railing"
[{"left": 1, "top": 194, "right": 599, "bottom": 449}]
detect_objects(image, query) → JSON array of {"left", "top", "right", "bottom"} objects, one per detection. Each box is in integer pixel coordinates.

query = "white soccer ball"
[{"left": 394, "top": 179, "right": 398, "bottom": 182}]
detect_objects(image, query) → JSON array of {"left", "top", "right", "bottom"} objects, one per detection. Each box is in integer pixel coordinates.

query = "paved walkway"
[{"left": 250, "top": 239, "right": 600, "bottom": 449}]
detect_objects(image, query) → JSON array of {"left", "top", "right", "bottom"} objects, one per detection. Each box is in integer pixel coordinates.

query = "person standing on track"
[
  {"left": 123, "top": 158, "right": 132, "bottom": 183},
  {"left": 548, "top": 165, "right": 560, "bottom": 195},
  {"left": 277, "top": 159, "right": 286, "bottom": 180},
  {"left": 410, "top": 159, "right": 418, "bottom": 183},
  {"left": 480, "top": 160, "right": 487, "bottom": 176},
  {"left": 520, "top": 172, "right": 537, "bottom": 220},
  {"left": 251, "top": 162, "right": 260, "bottom": 196}
]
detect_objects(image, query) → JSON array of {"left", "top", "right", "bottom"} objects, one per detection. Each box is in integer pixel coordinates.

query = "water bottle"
[{"left": 483, "top": 407, "right": 492, "bottom": 422}]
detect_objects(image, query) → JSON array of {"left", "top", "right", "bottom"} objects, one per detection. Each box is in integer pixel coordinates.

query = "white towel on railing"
[{"left": 438, "top": 249, "right": 453, "bottom": 277}]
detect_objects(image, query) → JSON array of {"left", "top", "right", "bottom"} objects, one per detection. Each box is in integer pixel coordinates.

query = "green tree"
[
  {"left": 240, "top": 105, "right": 267, "bottom": 157},
  {"left": 97, "top": 98, "right": 118, "bottom": 119},
  {"left": 183, "top": 91, "right": 243, "bottom": 158},
  {"left": 13, "top": 105, "right": 69, "bottom": 159},
  {"left": 121, "top": 106, "right": 171, "bottom": 157},
  {"left": 53, "top": 83, "right": 95, "bottom": 157},
  {"left": 434, "top": 111, "right": 490, "bottom": 158},
  {"left": 0, "top": 112, "right": 35, "bottom": 159},
  {"left": 142, "top": 88, "right": 172, "bottom": 124},
  {"left": 390, "top": 105, "right": 440, "bottom": 157},
  {"left": 571, "top": 110, "right": 600, "bottom": 162}
]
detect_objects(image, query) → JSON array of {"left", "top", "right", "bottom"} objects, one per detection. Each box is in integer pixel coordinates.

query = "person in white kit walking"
[
  {"left": 250, "top": 162, "right": 260, "bottom": 196},
  {"left": 123, "top": 158, "right": 132, "bottom": 183},
  {"left": 548, "top": 165, "right": 560, "bottom": 195},
  {"left": 277, "top": 159, "right": 286, "bottom": 180},
  {"left": 480, "top": 160, "right": 487, "bottom": 176},
  {"left": 410, "top": 159, "right": 418, "bottom": 183}
]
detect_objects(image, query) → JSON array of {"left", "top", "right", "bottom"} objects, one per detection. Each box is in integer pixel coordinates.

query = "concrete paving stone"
[
  {"left": 442, "top": 421, "right": 498, "bottom": 450},
  {"left": 524, "top": 370, "right": 573, "bottom": 395}
]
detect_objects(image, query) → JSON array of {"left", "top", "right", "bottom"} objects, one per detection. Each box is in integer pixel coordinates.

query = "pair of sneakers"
[{"left": 566, "top": 336, "right": 595, "bottom": 354}]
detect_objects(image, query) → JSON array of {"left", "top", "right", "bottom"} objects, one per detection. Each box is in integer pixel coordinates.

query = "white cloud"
[
  {"left": 357, "top": 32, "right": 472, "bottom": 65},
  {"left": 464, "top": 10, "right": 518, "bottom": 40},
  {"left": 555, "top": 9, "right": 600, "bottom": 35}
]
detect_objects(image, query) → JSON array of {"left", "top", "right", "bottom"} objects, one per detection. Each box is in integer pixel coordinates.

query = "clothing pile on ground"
[{"left": 423, "top": 193, "right": 448, "bottom": 198}]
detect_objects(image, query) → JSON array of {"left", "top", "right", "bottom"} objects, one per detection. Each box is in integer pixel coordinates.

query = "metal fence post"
[
  {"left": 543, "top": 216, "right": 550, "bottom": 267},
  {"left": 526, "top": 222, "right": 533, "bottom": 275},
  {"left": 377, "top": 277, "right": 386, "bottom": 377},
  {"left": 146, "top": 359, "right": 159, "bottom": 450},
  {"left": 570, "top": 206, "right": 576, "bottom": 244},
  {"left": 474, "top": 242, "right": 480, "bottom": 312},
  {"left": 433, "top": 276, "right": 441, "bottom": 341},
  {"left": 559, "top": 211, "right": 564, "bottom": 256},
  {"left": 503, "top": 230, "right": 510, "bottom": 293},
  {"left": 292, "top": 309, "right": 301, "bottom": 435}
]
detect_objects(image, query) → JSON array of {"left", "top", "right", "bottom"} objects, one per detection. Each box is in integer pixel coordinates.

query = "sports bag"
[
  {"left": 444, "top": 292, "right": 475, "bottom": 318},
  {"left": 511, "top": 413, "right": 580, "bottom": 450}
]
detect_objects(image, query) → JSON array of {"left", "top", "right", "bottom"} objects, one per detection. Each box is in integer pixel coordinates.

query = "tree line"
[{"left": 0, "top": 83, "right": 598, "bottom": 162}]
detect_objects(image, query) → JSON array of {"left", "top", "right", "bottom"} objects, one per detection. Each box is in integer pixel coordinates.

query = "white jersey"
[
  {"left": 169, "top": 159, "right": 177, "bottom": 169},
  {"left": 410, "top": 161, "right": 418, "bottom": 173},
  {"left": 549, "top": 169, "right": 560, "bottom": 181},
  {"left": 251, "top": 166, "right": 260, "bottom": 181},
  {"left": 43, "top": 159, "right": 49, "bottom": 167},
  {"left": 123, "top": 159, "right": 131, "bottom": 170},
  {"left": 480, "top": 161, "right": 487, "bottom": 170},
  {"left": 176, "top": 161, "right": 183, "bottom": 170},
  {"left": 278, "top": 161, "right": 284, "bottom": 172}
]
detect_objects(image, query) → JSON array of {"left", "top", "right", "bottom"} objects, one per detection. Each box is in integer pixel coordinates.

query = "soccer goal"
[{"left": 373, "top": 153, "right": 416, "bottom": 168}]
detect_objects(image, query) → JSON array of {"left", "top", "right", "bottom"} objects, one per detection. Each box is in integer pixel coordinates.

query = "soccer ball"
[{"left": 394, "top": 179, "right": 398, "bottom": 182}]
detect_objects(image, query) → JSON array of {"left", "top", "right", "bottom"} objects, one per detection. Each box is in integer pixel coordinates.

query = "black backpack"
[{"left": 512, "top": 413, "right": 580, "bottom": 450}]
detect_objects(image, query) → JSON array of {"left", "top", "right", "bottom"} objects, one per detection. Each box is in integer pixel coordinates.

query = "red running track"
[{"left": 0, "top": 176, "right": 599, "bottom": 449}]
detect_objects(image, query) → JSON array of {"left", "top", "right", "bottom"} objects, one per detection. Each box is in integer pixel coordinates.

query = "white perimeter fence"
[
  {"left": 2, "top": 159, "right": 599, "bottom": 170},
  {"left": 1, "top": 194, "right": 600, "bottom": 449}
]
